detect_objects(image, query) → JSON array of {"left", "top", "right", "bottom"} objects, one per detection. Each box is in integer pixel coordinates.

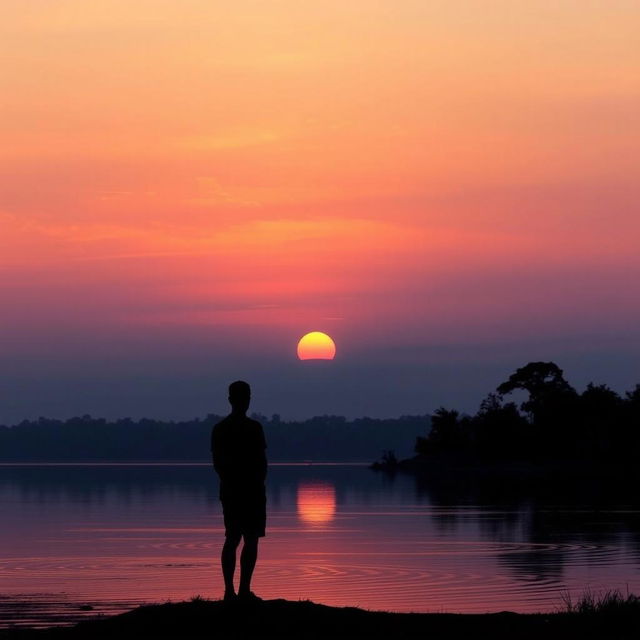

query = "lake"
[{"left": 1, "top": 463, "right": 639, "bottom": 628}]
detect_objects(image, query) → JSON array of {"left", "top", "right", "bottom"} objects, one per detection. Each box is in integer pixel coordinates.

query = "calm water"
[{"left": 1, "top": 463, "right": 639, "bottom": 627}]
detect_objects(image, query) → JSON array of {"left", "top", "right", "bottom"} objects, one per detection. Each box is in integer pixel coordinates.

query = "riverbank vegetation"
[
  {"left": 0, "top": 414, "right": 425, "bottom": 462},
  {"left": 411, "top": 362, "right": 639, "bottom": 464}
]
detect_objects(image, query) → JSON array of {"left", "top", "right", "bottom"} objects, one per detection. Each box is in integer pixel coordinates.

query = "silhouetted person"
[{"left": 211, "top": 381, "right": 267, "bottom": 602}]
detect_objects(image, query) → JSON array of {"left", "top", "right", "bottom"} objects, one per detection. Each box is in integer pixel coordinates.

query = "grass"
[{"left": 562, "top": 589, "right": 640, "bottom": 615}]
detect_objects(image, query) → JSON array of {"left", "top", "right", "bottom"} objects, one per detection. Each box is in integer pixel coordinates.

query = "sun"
[{"left": 297, "top": 331, "right": 336, "bottom": 360}]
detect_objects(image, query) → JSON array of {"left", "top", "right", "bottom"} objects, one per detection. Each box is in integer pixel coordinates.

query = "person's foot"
[
  {"left": 237, "top": 590, "right": 262, "bottom": 603},
  {"left": 223, "top": 590, "right": 237, "bottom": 602}
]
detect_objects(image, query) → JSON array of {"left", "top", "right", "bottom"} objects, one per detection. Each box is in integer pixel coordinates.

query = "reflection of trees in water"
[
  {"left": 0, "top": 465, "right": 218, "bottom": 505},
  {"left": 629, "top": 534, "right": 640, "bottom": 566},
  {"left": 0, "top": 463, "right": 395, "bottom": 508},
  {"left": 411, "top": 469, "right": 640, "bottom": 583}
]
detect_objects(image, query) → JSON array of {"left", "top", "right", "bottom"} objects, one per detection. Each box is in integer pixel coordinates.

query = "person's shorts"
[{"left": 220, "top": 487, "right": 266, "bottom": 538}]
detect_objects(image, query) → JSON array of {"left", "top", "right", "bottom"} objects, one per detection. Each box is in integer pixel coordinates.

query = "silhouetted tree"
[
  {"left": 413, "top": 362, "right": 638, "bottom": 464},
  {"left": 497, "top": 362, "right": 578, "bottom": 456},
  {"left": 416, "top": 408, "right": 469, "bottom": 454},
  {"left": 497, "top": 362, "right": 575, "bottom": 421},
  {"left": 577, "top": 384, "right": 623, "bottom": 458},
  {"left": 623, "top": 385, "right": 640, "bottom": 459},
  {"left": 472, "top": 393, "right": 530, "bottom": 458}
]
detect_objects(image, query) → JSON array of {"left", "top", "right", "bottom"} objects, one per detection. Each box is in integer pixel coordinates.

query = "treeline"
[
  {"left": 416, "top": 362, "right": 640, "bottom": 462},
  {"left": 0, "top": 414, "right": 427, "bottom": 462}
]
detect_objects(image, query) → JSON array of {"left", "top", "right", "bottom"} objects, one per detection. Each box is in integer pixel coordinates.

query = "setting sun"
[{"left": 297, "top": 332, "right": 337, "bottom": 361}]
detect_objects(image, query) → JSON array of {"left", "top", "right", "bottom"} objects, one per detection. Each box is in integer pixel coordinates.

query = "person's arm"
[
  {"left": 211, "top": 425, "right": 223, "bottom": 475},
  {"left": 258, "top": 423, "right": 267, "bottom": 482}
]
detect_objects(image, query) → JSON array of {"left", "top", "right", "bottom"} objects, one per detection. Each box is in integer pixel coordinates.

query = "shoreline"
[
  {"left": 371, "top": 452, "right": 640, "bottom": 478},
  {"left": 1, "top": 598, "right": 638, "bottom": 639}
]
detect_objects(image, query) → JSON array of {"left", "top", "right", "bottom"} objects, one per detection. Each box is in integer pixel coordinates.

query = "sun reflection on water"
[{"left": 296, "top": 482, "right": 336, "bottom": 526}]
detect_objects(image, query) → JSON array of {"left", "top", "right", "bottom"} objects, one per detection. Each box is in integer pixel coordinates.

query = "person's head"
[{"left": 228, "top": 380, "right": 251, "bottom": 414}]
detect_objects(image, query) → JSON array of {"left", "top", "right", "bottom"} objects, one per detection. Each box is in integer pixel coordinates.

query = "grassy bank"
[{"left": 2, "top": 595, "right": 639, "bottom": 639}]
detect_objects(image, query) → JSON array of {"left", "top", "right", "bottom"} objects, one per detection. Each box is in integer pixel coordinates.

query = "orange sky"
[{"left": 1, "top": 1, "right": 639, "bottom": 420}]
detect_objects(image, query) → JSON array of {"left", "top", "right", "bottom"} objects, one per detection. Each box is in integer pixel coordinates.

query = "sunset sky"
[{"left": 1, "top": 1, "right": 639, "bottom": 423}]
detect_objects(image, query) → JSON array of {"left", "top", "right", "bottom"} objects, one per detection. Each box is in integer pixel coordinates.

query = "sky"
[{"left": 1, "top": 1, "right": 639, "bottom": 423}]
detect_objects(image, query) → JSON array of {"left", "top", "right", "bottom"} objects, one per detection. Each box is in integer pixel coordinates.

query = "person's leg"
[
  {"left": 221, "top": 533, "right": 241, "bottom": 598},
  {"left": 238, "top": 535, "right": 259, "bottom": 596}
]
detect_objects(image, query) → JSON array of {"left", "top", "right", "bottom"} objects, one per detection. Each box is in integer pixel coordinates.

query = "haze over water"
[{"left": 2, "top": 463, "right": 639, "bottom": 628}]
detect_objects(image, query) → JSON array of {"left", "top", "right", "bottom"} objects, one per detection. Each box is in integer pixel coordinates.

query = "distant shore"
[{"left": 1, "top": 598, "right": 638, "bottom": 639}]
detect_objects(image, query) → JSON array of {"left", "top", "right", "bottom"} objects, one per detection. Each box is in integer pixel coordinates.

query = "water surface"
[{"left": 1, "top": 463, "right": 639, "bottom": 627}]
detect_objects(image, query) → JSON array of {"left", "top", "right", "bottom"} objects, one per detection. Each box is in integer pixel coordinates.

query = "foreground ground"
[{"left": 2, "top": 598, "right": 640, "bottom": 639}]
